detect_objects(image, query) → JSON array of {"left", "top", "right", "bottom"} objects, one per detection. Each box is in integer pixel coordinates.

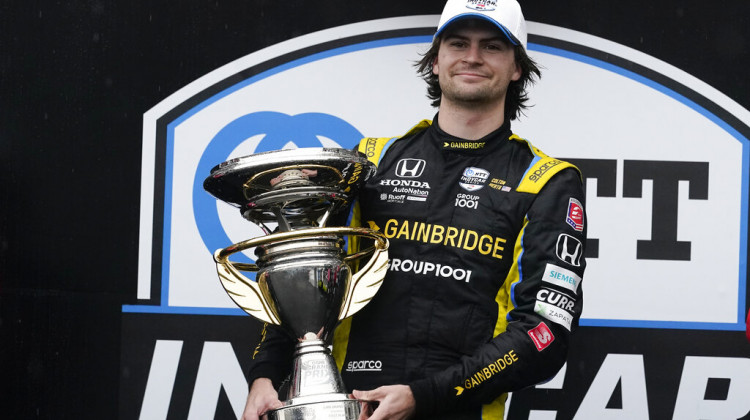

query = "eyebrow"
[{"left": 443, "top": 33, "right": 507, "bottom": 43}]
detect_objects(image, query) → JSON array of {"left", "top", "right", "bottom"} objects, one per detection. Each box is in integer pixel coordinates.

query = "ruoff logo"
[
  {"left": 395, "top": 158, "right": 426, "bottom": 178},
  {"left": 556, "top": 233, "right": 583, "bottom": 266}
]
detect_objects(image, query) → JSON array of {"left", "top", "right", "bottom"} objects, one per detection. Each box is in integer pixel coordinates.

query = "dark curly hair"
[{"left": 415, "top": 34, "right": 541, "bottom": 122}]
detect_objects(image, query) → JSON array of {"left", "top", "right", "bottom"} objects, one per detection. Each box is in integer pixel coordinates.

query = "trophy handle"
[
  {"left": 214, "top": 248, "right": 280, "bottom": 325},
  {"left": 338, "top": 239, "right": 389, "bottom": 320},
  {"left": 213, "top": 227, "right": 389, "bottom": 325}
]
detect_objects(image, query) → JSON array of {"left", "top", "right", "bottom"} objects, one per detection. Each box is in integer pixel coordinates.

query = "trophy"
[{"left": 203, "top": 147, "right": 389, "bottom": 419}]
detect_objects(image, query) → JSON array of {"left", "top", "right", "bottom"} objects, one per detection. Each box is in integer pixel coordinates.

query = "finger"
[
  {"left": 366, "top": 406, "right": 386, "bottom": 420},
  {"left": 357, "top": 401, "right": 372, "bottom": 420},
  {"left": 258, "top": 398, "right": 284, "bottom": 414},
  {"left": 241, "top": 409, "right": 259, "bottom": 420},
  {"left": 353, "top": 388, "right": 378, "bottom": 401}
]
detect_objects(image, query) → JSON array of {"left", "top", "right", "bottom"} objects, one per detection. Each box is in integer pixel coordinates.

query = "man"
[{"left": 244, "top": 0, "right": 586, "bottom": 418}]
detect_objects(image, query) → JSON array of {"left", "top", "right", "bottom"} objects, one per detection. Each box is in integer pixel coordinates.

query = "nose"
[{"left": 462, "top": 43, "right": 483, "bottom": 64}]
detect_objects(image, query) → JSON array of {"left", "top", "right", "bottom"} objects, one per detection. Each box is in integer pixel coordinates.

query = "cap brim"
[{"left": 434, "top": 13, "right": 520, "bottom": 46}]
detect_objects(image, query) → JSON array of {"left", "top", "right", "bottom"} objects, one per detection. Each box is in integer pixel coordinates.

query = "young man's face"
[{"left": 433, "top": 20, "right": 521, "bottom": 109}]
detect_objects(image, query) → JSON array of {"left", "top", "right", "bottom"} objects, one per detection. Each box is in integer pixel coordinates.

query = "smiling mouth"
[{"left": 454, "top": 72, "right": 488, "bottom": 80}]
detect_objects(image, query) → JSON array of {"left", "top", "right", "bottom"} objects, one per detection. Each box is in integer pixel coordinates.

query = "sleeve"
[
  {"left": 245, "top": 322, "right": 295, "bottom": 390},
  {"left": 408, "top": 168, "right": 587, "bottom": 414}
]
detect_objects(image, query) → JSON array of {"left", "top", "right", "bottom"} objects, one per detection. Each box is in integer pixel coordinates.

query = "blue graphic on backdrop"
[{"left": 192, "top": 111, "right": 363, "bottom": 266}]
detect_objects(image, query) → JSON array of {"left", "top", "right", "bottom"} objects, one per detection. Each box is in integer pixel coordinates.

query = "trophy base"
[{"left": 261, "top": 394, "right": 360, "bottom": 420}]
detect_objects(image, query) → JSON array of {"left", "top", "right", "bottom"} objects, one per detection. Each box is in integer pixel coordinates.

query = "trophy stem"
[
  {"left": 287, "top": 338, "right": 346, "bottom": 399},
  {"left": 261, "top": 337, "right": 360, "bottom": 420}
]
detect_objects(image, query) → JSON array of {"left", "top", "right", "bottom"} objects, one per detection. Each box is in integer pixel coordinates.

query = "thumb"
[{"left": 269, "top": 399, "right": 284, "bottom": 410}]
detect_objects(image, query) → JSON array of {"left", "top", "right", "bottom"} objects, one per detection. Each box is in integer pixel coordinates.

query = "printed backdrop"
[{"left": 2, "top": 1, "right": 749, "bottom": 419}]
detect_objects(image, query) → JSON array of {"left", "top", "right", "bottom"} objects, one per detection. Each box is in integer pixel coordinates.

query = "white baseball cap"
[{"left": 435, "top": 0, "right": 527, "bottom": 49}]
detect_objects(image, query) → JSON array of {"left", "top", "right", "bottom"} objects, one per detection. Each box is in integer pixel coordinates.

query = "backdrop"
[{"left": 1, "top": 1, "right": 749, "bottom": 419}]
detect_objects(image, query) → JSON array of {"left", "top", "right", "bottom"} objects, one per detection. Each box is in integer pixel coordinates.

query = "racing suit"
[{"left": 247, "top": 118, "right": 587, "bottom": 419}]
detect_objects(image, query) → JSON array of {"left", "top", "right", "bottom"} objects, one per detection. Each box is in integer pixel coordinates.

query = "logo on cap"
[{"left": 466, "top": 0, "right": 497, "bottom": 11}]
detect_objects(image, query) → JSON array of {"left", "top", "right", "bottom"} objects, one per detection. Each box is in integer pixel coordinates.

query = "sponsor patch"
[
  {"left": 380, "top": 179, "right": 430, "bottom": 189},
  {"left": 380, "top": 193, "right": 406, "bottom": 203},
  {"left": 541, "top": 263, "right": 581, "bottom": 293},
  {"left": 556, "top": 233, "right": 583, "bottom": 266},
  {"left": 489, "top": 178, "right": 511, "bottom": 192},
  {"left": 537, "top": 288, "right": 577, "bottom": 312},
  {"left": 379, "top": 179, "right": 429, "bottom": 202},
  {"left": 382, "top": 219, "right": 506, "bottom": 260},
  {"left": 528, "top": 159, "right": 564, "bottom": 183},
  {"left": 346, "top": 360, "right": 382, "bottom": 372},
  {"left": 566, "top": 198, "right": 584, "bottom": 231},
  {"left": 389, "top": 258, "right": 473, "bottom": 282},
  {"left": 459, "top": 167, "right": 489, "bottom": 192},
  {"left": 364, "top": 138, "right": 378, "bottom": 158},
  {"left": 455, "top": 193, "right": 479, "bottom": 209},
  {"left": 443, "top": 140, "right": 486, "bottom": 150},
  {"left": 395, "top": 158, "right": 426, "bottom": 178},
  {"left": 535, "top": 301, "right": 573, "bottom": 331},
  {"left": 455, "top": 349, "right": 518, "bottom": 396},
  {"left": 528, "top": 322, "right": 555, "bottom": 351}
]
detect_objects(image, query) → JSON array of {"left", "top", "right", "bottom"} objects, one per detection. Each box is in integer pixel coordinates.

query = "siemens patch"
[{"left": 541, "top": 263, "right": 581, "bottom": 294}]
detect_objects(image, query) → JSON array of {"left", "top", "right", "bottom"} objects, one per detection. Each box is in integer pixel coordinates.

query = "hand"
[
  {"left": 242, "top": 378, "right": 283, "bottom": 420},
  {"left": 353, "top": 385, "right": 416, "bottom": 420}
]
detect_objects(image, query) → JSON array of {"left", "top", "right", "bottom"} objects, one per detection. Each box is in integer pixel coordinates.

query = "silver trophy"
[{"left": 203, "top": 147, "right": 389, "bottom": 420}]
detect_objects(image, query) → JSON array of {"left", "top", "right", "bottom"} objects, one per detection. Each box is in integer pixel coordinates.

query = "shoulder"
[
  {"left": 509, "top": 134, "right": 583, "bottom": 194},
  {"left": 357, "top": 119, "right": 432, "bottom": 166}
]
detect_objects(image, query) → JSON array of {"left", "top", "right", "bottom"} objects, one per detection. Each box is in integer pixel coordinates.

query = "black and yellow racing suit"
[{"left": 248, "top": 118, "right": 587, "bottom": 419}]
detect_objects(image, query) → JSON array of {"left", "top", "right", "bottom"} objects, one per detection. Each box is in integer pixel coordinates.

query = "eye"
[
  {"left": 449, "top": 40, "right": 468, "bottom": 48},
  {"left": 484, "top": 43, "right": 504, "bottom": 52}
]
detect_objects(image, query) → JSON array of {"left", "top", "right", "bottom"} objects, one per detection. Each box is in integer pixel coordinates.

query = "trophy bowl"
[{"left": 204, "top": 148, "right": 389, "bottom": 420}]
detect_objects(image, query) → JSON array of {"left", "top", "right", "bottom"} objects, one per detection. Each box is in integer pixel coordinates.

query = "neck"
[{"left": 436, "top": 99, "right": 506, "bottom": 140}]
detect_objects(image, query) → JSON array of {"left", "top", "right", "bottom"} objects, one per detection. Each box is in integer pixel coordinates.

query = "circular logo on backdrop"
[{"left": 135, "top": 17, "right": 748, "bottom": 329}]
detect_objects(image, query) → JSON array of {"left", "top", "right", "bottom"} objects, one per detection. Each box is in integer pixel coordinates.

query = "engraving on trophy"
[
  {"left": 204, "top": 148, "right": 389, "bottom": 420},
  {"left": 301, "top": 359, "right": 332, "bottom": 387}
]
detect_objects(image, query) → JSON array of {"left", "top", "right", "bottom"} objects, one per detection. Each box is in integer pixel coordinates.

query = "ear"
[
  {"left": 432, "top": 55, "right": 440, "bottom": 75},
  {"left": 511, "top": 61, "right": 521, "bottom": 82}
]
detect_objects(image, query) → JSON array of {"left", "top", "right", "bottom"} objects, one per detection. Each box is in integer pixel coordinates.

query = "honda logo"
[
  {"left": 395, "top": 158, "right": 426, "bottom": 178},
  {"left": 556, "top": 234, "right": 583, "bottom": 266}
]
